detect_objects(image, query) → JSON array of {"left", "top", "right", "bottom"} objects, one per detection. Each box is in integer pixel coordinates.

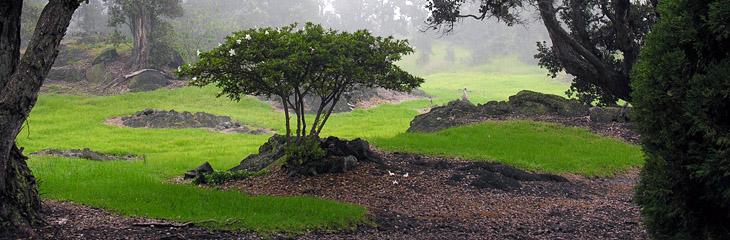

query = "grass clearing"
[
  {"left": 371, "top": 121, "right": 644, "bottom": 177},
  {"left": 22, "top": 86, "right": 366, "bottom": 232},
  {"left": 21, "top": 45, "right": 642, "bottom": 232}
]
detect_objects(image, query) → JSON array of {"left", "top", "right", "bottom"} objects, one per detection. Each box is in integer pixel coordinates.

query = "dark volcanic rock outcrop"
[
  {"left": 30, "top": 148, "right": 143, "bottom": 161},
  {"left": 117, "top": 109, "right": 271, "bottom": 134},
  {"left": 228, "top": 135, "right": 379, "bottom": 176},
  {"left": 407, "top": 90, "right": 628, "bottom": 133}
]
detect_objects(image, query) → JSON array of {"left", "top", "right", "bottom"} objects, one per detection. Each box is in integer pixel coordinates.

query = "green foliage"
[
  {"left": 425, "top": 0, "right": 657, "bottom": 104},
  {"left": 195, "top": 170, "right": 269, "bottom": 185},
  {"left": 107, "top": 29, "right": 127, "bottom": 47},
  {"left": 631, "top": 0, "right": 730, "bottom": 238},
  {"left": 179, "top": 22, "right": 423, "bottom": 138},
  {"left": 284, "top": 138, "right": 325, "bottom": 167}
]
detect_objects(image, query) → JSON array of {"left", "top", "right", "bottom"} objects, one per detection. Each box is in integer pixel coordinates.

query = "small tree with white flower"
[{"left": 177, "top": 22, "right": 423, "bottom": 140}]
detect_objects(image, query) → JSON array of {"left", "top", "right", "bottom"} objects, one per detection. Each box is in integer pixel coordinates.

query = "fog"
[{"left": 55, "top": 0, "right": 549, "bottom": 68}]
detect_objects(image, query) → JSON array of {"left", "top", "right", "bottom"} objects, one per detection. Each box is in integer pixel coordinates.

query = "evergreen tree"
[{"left": 632, "top": 0, "right": 730, "bottom": 238}]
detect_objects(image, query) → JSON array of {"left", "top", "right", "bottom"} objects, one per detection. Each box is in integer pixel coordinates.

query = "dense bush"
[
  {"left": 631, "top": 0, "right": 730, "bottom": 238},
  {"left": 284, "top": 138, "right": 325, "bottom": 167}
]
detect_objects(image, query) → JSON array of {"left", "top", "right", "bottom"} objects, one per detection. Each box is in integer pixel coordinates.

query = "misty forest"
[{"left": 1, "top": 0, "right": 728, "bottom": 239}]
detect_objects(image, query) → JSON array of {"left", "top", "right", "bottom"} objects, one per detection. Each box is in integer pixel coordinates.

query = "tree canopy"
[
  {"left": 178, "top": 23, "right": 423, "bottom": 138},
  {"left": 425, "top": 0, "right": 657, "bottom": 105}
]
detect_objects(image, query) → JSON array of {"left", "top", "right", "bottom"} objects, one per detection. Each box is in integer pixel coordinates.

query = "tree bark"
[
  {"left": 130, "top": 3, "right": 151, "bottom": 70},
  {"left": 537, "top": 0, "right": 633, "bottom": 102},
  {"left": 0, "top": 0, "right": 81, "bottom": 236}
]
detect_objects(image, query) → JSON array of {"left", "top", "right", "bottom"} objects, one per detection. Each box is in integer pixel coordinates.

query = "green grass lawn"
[
  {"left": 372, "top": 121, "right": 644, "bottom": 177},
  {"left": 22, "top": 87, "right": 365, "bottom": 232},
  {"left": 20, "top": 46, "right": 643, "bottom": 233}
]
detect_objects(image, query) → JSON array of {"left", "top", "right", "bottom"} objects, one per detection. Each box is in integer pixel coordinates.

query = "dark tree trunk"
[
  {"left": 0, "top": 0, "right": 81, "bottom": 236},
  {"left": 537, "top": 0, "right": 633, "bottom": 102},
  {"left": 130, "top": 4, "right": 152, "bottom": 70}
]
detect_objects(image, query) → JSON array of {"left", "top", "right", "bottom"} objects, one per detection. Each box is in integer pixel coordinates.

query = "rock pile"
[
  {"left": 30, "top": 148, "right": 143, "bottom": 161},
  {"left": 408, "top": 90, "right": 632, "bottom": 133},
  {"left": 118, "top": 109, "right": 271, "bottom": 134},
  {"left": 227, "top": 134, "right": 378, "bottom": 176}
]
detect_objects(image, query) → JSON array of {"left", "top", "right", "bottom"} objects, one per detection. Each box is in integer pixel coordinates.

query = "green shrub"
[
  {"left": 284, "top": 138, "right": 325, "bottom": 167},
  {"left": 195, "top": 170, "right": 269, "bottom": 185},
  {"left": 631, "top": 0, "right": 730, "bottom": 238}
]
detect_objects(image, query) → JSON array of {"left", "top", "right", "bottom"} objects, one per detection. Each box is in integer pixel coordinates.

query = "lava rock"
[
  {"left": 118, "top": 109, "right": 267, "bottom": 134},
  {"left": 92, "top": 48, "right": 118, "bottom": 66},
  {"left": 85, "top": 63, "right": 110, "bottom": 84},
  {"left": 407, "top": 99, "right": 479, "bottom": 133},
  {"left": 508, "top": 90, "right": 588, "bottom": 117},
  {"left": 47, "top": 67, "right": 86, "bottom": 82},
  {"left": 470, "top": 171, "right": 522, "bottom": 191},
  {"left": 184, "top": 162, "right": 214, "bottom": 180},
  {"left": 589, "top": 106, "right": 633, "bottom": 123},
  {"left": 30, "top": 148, "right": 143, "bottom": 161},
  {"left": 128, "top": 70, "right": 168, "bottom": 92},
  {"left": 229, "top": 135, "right": 376, "bottom": 176},
  {"left": 228, "top": 135, "right": 289, "bottom": 172}
]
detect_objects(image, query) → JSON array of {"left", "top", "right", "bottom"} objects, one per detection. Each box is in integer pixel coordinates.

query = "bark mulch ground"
[{"left": 21, "top": 150, "right": 647, "bottom": 239}]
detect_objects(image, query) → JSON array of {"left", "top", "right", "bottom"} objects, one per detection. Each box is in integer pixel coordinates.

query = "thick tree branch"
[{"left": 537, "top": 0, "right": 631, "bottom": 101}]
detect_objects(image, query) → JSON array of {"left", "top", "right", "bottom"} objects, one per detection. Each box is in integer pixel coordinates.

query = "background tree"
[
  {"left": 178, "top": 23, "right": 423, "bottom": 139},
  {"left": 69, "top": 0, "right": 111, "bottom": 35},
  {"left": 425, "top": 0, "right": 657, "bottom": 105},
  {"left": 105, "top": 0, "right": 183, "bottom": 70},
  {"left": 0, "top": 0, "right": 83, "bottom": 236},
  {"left": 631, "top": 0, "right": 730, "bottom": 238},
  {"left": 19, "top": 0, "right": 43, "bottom": 47}
]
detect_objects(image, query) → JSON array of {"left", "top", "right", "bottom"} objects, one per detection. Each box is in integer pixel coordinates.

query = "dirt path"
[{"left": 228, "top": 152, "right": 647, "bottom": 239}]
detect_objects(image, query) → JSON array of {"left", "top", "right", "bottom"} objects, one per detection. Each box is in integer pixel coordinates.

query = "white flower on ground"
[
  {"left": 403, "top": 172, "right": 408, "bottom": 177},
  {"left": 196, "top": 50, "right": 201, "bottom": 56},
  {"left": 192, "top": 77, "right": 197, "bottom": 81},
  {"left": 229, "top": 49, "right": 236, "bottom": 56},
  {"left": 236, "top": 39, "right": 241, "bottom": 44},
  {"left": 218, "top": 42, "right": 222, "bottom": 46},
  {"left": 245, "top": 34, "right": 251, "bottom": 40},
  {"left": 392, "top": 180, "right": 398, "bottom": 185},
  {"left": 265, "top": 30, "right": 269, "bottom": 35},
  {"left": 388, "top": 170, "right": 395, "bottom": 176},
  {"left": 177, "top": 66, "right": 181, "bottom": 72}
]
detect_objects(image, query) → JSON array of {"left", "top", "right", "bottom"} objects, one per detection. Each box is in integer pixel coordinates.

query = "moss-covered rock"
[
  {"left": 478, "top": 100, "right": 513, "bottom": 115},
  {"left": 47, "top": 67, "right": 86, "bottom": 82},
  {"left": 517, "top": 101, "right": 551, "bottom": 115},
  {"left": 589, "top": 107, "right": 633, "bottom": 123},
  {"left": 229, "top": 135, "right": 289, "bottom": 172},
  {"left": 128, "top": 70, "right": 168, "bottom": 92},
  {"left": 91, "top": 48, "right": 118, "bottom": 66},
  {"left": 85, "top": 63, "right": 109, "bottom": 84},
  {"left": 508, "top": 90, "right": 588, "bottom": 117},
  {"left": 406, "top": 99, "right": 479, "bottom": 133}
]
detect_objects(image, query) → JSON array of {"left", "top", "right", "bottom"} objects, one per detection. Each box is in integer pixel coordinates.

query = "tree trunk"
[
  {"left": 0, "top": 0, "right": 81, "bottom": 236},
  {"left": 130, "top": 4, "right": 152, "bottom": 70}
]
